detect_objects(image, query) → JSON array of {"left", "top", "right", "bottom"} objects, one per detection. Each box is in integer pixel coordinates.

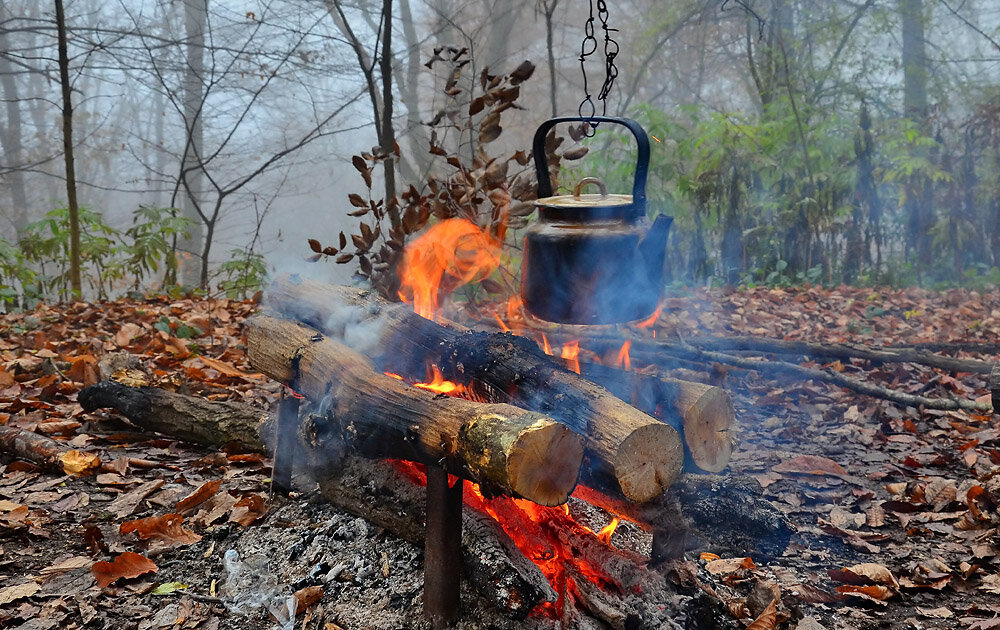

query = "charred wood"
[
  {"left": 265, "top": 275, "right": 684, "bottom": 503},
  {"left": 246, "top": 316, "right": 584, "bottom": 506},
  {"left": 0, "top": 425, "right": 101, "bottom": 476}
]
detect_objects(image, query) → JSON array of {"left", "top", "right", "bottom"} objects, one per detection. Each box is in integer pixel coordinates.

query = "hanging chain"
[{"left": 578, "top": 0, "right": 620, "bottom": 136}]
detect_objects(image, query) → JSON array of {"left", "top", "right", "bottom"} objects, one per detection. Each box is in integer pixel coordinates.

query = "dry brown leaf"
[
  {"left": 0, "top": 582, "right": 40, "bottom": 606},
  {"left": 915, "top": 606, "right": 953, "bottom": 618},
  {"left": 176, "top": 479, "right": 222, "bottom": 514},
  {"left": 705, "top": 557, "right": 756, "bottom": 575},
  {"left": 834, "top": 584, "right": 894, "bottom": 604},
  {"left": 745, "top": 598, "right": 776, "bottom": 630},
  {"left": 120, "top": 513, "right": 202, "bottom": 546},
  {"left": 229, "top": 494, "right": 267, "bottom": 526},
  {"left": 39, "top": 555, "right": 93, "bottom": 579},
  {"left": 0, "top": 504, "right": 29, "bottom": 529},
  {"left": 828, "top": 562, "right": 899, "bottom": 588},
  {"left": 293, "top": 585, "right": 324, "bottom": 615},
  {"left": 198, "top": 356, "right": 246, "bottom": 378},
  {"left": 92, "top": 552, "right": 158, "bottom": 588},
  {"left": 772, "top": 455, "right": 846, "bottom": 476},
  {"left": 60, "top": 450, "right": 101, "bottom": 477}
]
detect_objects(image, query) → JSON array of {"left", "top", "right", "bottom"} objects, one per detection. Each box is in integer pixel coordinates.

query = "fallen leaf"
[
  {"left": 198, "top": 356, "right": 246, "bottom": 378},
  {"left": 834, "top": 584, "right": 894, "bottom": 604},
  {"left": 829, "top": 563, "right": 899, "bottom": 588},
  {"left": 91, "top": 552, "right": 158, "bottom": 588},
  {"left": 108, "top": 479, "right": 165, "bottom": 518},
  {"left": 0, "top": 582, "right": 40, "bottom": 605},
  {"left": 705, "top": 557, "right": 756, "bottom": 575},
  {"left": 745, "top": 598, "right": 776, "bottom": 630},
  {"left": 120, "top": 513, "right": 202, "bottom": 546},
  {"left": 151, "top": 582, "right": 189, "bottom": 595},
  {"left": 176, "top": 479, "right": 222, "bottom": 514},
  {"left": 915, "top": 606, "right": 952, "bottom": 618},
  {"left": 773, "top": 455, "right": 846, "bottom": 476},
  {"left": 229, "top": 494, "right": 267, "bottom": 526},
  {"left": 293, "top": 585, "right": 324, "bottom": 615},
  {"left": 60, "top": 450, "right": 101, "bottom": 477},
  {"left": 39, "top": 555, "right": 93, "bottom": 578}
]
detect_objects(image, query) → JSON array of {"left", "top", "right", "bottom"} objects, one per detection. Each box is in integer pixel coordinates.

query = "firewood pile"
[{"left": 74, "top": 275, "right": 795, "bottom": 627}]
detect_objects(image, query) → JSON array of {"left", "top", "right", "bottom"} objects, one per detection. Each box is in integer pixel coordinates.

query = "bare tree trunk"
[
  {"left": 540, "top": 0, "right": 558, "bottom": 117},
  {"left": 54, "top": 0, "right": 81, "bottom": 296},
  {"left": 180, "top": 0, "right": 207, "bottom": 288},
  {"left": 379, "top": 0, "right": 400, "bottom": 230},
  {"left": 0, "top": 9, "right": 28, "bottom": 236},
  {"left": 900, "top": 0, "right": 933, "bottom": 273}
]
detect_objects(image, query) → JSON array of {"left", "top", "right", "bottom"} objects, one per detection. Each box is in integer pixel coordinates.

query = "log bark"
[
  {"left": 991, "top": 363, "right": 1000, "bottom": 415},
  {"left": 0, "top": 425, "right": 101, "bottom": 476},
  {"left": 77, "top": 380, "right": 266, "bottom": 451},
  {"left": 575, "top": 361, "right": 734, "bottom": 473},
  {"left": 246, "top": 315, "right": 584, "bottom": 506},
  {"left": 265, "top": 275, "right": 684, "bottom": 503}
]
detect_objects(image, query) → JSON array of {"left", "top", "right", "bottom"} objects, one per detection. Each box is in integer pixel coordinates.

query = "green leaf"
[{"left": 151, "top": 582, "right": 189, "bottom": 595}]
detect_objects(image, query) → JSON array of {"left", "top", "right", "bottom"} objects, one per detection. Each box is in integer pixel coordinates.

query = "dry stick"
[
  {"left": 657, "top": 343, "right": 994, "bottom": 413},
  {"left": 651, "top": 335, "right": 995, "bottom": 374},
  {"left": 246, "top": 316, "right": 584, "bottom": 506}
]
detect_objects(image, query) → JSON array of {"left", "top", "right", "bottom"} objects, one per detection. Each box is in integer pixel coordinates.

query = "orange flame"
[
  {"left": 397, "top": 218, "right": 502, "bottom": 320},
  {"left": 561, "top": 341, "right": 580, "bottom": 374},
  {"left": 597, "top": 517, "right": 620, "bottom": 543},
  {"left": 413, "top": 364, "right": 465, "bottom": 395},
  {"left": 540, "top": 334, "right": 553, "bottom": 356},
  {"left": 615, "top": 341, "right": 631, "bottom": 371},
  {"left": 493, "top": 311, "right": 510, "bottom": 332},
  {"left": 635, "top": 304, "right": 661, "bottom": 329}
]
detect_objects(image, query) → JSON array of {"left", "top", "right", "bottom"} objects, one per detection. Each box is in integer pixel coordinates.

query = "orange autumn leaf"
[
  {"left": 176, "top": 480, "right": 222, "bottom": 514},
  {"left": 705, "top": 556, "right": 756, "bottom": 575},
  {"left": 92, "top": 552, "right": 158, "bottom": 588},
  {"left": 229, "top": 494, "right": 267, "bottom": 526},
  {"left": 60, "top": 450, "right": 101, "bottom": 477},
  {"left": 293, "top": 585, "right": 324, "bottom": 615},
  {"left": 835, "top": 583, "right": 895, "bottom": 603},
  {"left": 746, "top": 599, "right": 776, "bottom": 630},
  {"left": 68, "top": 354, "right": 99, "bottom": 385},
  {"left": 198, "top": 355, "right": 246, "bottom": 378},
  {"left": 772, "top": 455, "right": 846, "bottom": 476},
  {"left": 120, "top": 513, "right": 202, "bottom": 545}
]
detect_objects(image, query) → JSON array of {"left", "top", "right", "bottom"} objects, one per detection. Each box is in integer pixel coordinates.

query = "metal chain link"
[{"left": 578, "top": 0, "right": 620, "bottom": 136}]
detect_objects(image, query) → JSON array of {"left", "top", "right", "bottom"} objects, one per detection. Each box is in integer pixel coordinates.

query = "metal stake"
[
  {"left": 424, "top": 465, "right": 463, "bottom": 627},
  {"left": 272, "top": 390, "right": 300, "bottom": 494}
]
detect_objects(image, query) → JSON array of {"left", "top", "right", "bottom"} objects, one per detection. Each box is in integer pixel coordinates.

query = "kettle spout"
[{"left": 638, "top": 214, "right": 673, "bottom": 287}]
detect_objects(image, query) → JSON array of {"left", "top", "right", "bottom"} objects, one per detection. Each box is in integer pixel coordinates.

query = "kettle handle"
[{"left": 533, "top": 116, "right": 649, "bottom": 216}]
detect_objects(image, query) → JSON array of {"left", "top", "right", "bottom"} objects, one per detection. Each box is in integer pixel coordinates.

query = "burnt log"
[
  {"left": 246, "top": 315, "right": 584, "bottom": 506},
  {"left": 265, "top": 275, "right": 684, "bottom": 503},
  {"left": 78, "top": 380, "right": 265, "bottom": 451},
  {"left": 576, "top": 361, "right": 734, "bottom": 473}
]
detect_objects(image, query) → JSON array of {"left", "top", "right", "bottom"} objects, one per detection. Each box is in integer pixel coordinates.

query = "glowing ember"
[
  {"left": 561, "top": 341, "right": 580, "bottom": 374},
  {"left": 413, "top": 364, "right": 465, "bottom": 395},
  {"left": 397, "top": 218, "right": 502, "bottom": 320},
  {"left": 384, "top": 372, "right": 404, "bottom": 380},
  {"left": 615, "top": 341, "right": 631, "bottom": 371},
  {"left": 493, "top": 311, "right": 510, "bottom": 332}
]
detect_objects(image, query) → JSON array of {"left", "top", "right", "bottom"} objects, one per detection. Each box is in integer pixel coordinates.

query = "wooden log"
[
  {"left": 265, "top": 275, "right": 684, "bottom": 503},
  {"left": 0, "top": 425, "right": 101, "bottom": 476},
  {"left": 77, "top": 380, "right": 266, "bottom": 451},
  {"left": 575, "top": 361, "right": 734, "bottom": 473},
  {"left": 991, "top": 362, "right": 1000, "bottom": 416},
  {"left": 246, "top": 315, "right": 584, "bottom": 506}
]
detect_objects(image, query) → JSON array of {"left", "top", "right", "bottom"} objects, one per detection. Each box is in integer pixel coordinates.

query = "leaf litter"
[{"left": 0, "top": 287, "right": 999, "bottom": 627}]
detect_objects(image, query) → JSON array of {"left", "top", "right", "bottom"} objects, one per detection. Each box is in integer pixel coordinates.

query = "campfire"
[{"left": 243, "top": 210, "right": 742, "bottom": 626}]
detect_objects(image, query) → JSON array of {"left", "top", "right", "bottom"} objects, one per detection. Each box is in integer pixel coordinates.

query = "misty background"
[{"left": 2, "top": 0, "right": 1000, "bottom": 305}]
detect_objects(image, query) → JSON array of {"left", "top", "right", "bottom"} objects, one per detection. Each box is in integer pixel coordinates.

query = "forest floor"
[{"left": 1, "top": 284, "right": 1000, "bottom": 630}]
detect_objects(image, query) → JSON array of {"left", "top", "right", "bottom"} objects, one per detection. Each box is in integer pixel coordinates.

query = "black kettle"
[{"left": 520, "top": 116, "right": 672, "bottom": 325}]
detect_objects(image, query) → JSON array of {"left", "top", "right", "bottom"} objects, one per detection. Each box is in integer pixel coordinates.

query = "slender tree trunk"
[
  {"left": 542, "top": 0, "right": 558, "bottom": 117},
  {"left": 379, "top": 0, "right": 401, "bottom": 230},
  {"left": 180, "top": 0, "right": 207, "bottom": 288},
  {"left": 54, "top": 0, "right": 81, "bottom": 296},
  {"left": 0, "top": 10, "right": 28, "bottom": 236},
  {"left": 900, "top": 0, "right": 933, "bottom": 273}
]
